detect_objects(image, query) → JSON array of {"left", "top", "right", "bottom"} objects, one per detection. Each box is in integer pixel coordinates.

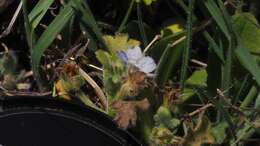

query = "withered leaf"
[
  {"left": 180, "top": 115, "right": 215, "bottom": 146},
  {"left": 112, "top": 98, "right": 150, "bottom": 129},
  {"left": 118, "top": 70, "right": 148, "bottom": 98}
]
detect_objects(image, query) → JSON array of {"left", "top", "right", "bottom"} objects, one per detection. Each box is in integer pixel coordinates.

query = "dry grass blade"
[
  {"left": 0, "top": 1, "right": 22, "bottom": 39},
  {"left": 144, "top": 34, "right": 161, "bottom": 53},
  {"left": 78, "top": 67, "right": 108, "bottom": 112}
]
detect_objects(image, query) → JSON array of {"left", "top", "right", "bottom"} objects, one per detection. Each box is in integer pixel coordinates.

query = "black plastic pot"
[{"left": 0, "top": 96, "right": 141, "bottom": 146}]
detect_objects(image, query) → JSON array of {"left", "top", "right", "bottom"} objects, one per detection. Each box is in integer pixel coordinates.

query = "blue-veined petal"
[
  {"left": 136, "top": 56, "right": 156, "bottom": 73},
  {"left": 126, "top": 46, "right": 143, "bottom": 64},
  {"left": 117, "top": 51, "right": 128, "bottom": 63}
]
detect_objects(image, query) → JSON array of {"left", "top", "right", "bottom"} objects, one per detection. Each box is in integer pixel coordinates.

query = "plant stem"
[
  {"left": 180, "top": 0, "right": 195, "bottom": 90},
  {"left": 117, "top": 0, "right": 135, "bottom": 33},
  {"left": 137, "top": 3, "right": 148, "bottom": 47}
]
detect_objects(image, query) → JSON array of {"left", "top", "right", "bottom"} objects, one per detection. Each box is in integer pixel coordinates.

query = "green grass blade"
[
  {"left": 22, "top": 0, "right": 34, "bottom": 49},
  {"left": 180, "top": 0, "right": 195, "bottom": 90},
  {"left": 206, "top": 48, "right": 222, "bottom": 96},
  {"left": 117, "top": 0, "right": 135, "bottom": 33},
  {"left": 234, "top": 74, "right": 250, "bottom": 104},
  {"left": 216, "top": 0, "right": 234, "bottom": 31},
  {"left": 203, "top": 31, "right": 225, "bottom": 63},
  {"left": 204, "top": 0, "right": 230, "bottom": 39},
  {"left": 199, "top": 88, "right": 236, "bottom": 138},
  {"left": 60, "top": 15, "right": 75, "bottom": 51},
  {"left": 216, "top": 1, "right": 235, "bottom": 97},
  {"left": 32, "top": 4, "right": 75, "bottom": 89},
  {"left": 205, "top": 0, "right": 233, "bottom": 96},
  {"left": 150, "top": 31, "right": 184, "bottom": 60},
  {"left": 79, "top": 23, "right": 97, "bottom": 50},
  {"left": 28, "top": 0, "right": 55, "bottom": 29},
  {"left": 72, "top": 0, "right": 105, "bottom": 50},
  {"left": 155, "top": 43, "right": 183, "bottom": 87},
  {"left": 137, "top": 3, "right": 148, "bottom": 47},
  {"left": 240, "top": 85, "right": 257, "bottom": 108}
]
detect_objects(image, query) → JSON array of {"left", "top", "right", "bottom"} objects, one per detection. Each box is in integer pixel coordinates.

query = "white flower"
[{"left": 118, "top": 46, "right": 156, "bottom": 74}]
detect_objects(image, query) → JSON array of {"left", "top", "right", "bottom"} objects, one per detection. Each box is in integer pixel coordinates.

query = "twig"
[
  {"left": 144, "top": 34, "right": 161, "bottom": 53},
  {"left": 75, "top": 39, "right": 90, "bottom": 59},
  {"left": 190, "top": 59, "right": 207, "bottom": 67},
  {"left": 50, "top": 43, "right": 82, "bottom": 81},
  {"left": 169, "top": 0, "right": 232, "bottom": 48},
  {"left": 87, "top": 64, "right": 103, "bottom": 72},
  {"left": 78, "top": 67, "right": 108, "bottom": 112},
  {"left": 1, "top": 91, "right": 52, "bottom": 97},
  {"left": 170, "top": 36, "right": 186, "bottom": 47},
  {"left": 188, "top": 103, "right": 213, "bottom": 117},
  {"left": 1, "top": 43, "right": 9, "bottom": 53},
  {"left": 0, "top": 1, "right": 22, "bottom": 39},
  {"left": 217, "top": 88, "right": 245, "bottom": 116}
]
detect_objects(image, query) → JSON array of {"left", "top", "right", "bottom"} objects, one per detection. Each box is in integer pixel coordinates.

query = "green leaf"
[
  {"left": 32, "top": 4, "right": 75, "bottom": 88},
  {"left": 136, "top": 0, "right": 156, "bottom": 5},
  {"left": 181, "top": 70, "right": 207, "bottom": 102},
  {"left": 211, "top": 121, "right": 229, "bottom": 144},
  {"left": 28, "top": 0, "right": 55, "bottom": 29},
  {"left": 186, "top": 69, "right": 207, "bottom": 87},
  {"left": 95, "top": 50, "right": 111, "bottom": 67},
  {"left": 235, "top": 43, "right": 260, "bottom": 86},
  {"left": 160, "top": 23, "right": 184, "bottom": 37},
  {"left": 233, "top": 12, "right": 260, "bottom": 54},
  {"left": 254, "top": 93, "right": 260, "bottom": 108},
  {"left": 154, "top": 106, "right": 172, "bottom": 125},
  {"left": 95, "top": 50, "right": 125, "bottom": 99}
]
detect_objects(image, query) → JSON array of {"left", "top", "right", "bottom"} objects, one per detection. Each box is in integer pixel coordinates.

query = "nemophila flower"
[{"left": 118, "top": 46, "right": 156, "bottom": 75}]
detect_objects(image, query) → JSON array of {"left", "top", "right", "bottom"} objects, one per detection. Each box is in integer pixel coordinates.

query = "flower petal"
[
  {"left": 136, "top": 57, "right": 156, "bottom": 73},
  {"left": 126, "top": 46, "right": 143, "bottom": 64},
  {"left": 117, "top": 51, "right": 128, "bottom": 63}
]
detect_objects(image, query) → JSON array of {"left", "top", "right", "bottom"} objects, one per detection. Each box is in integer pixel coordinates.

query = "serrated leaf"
[
  {"left": 95, "top": 50, "right": 111, "bottom": 67},
  {"left": 103, "top": 34, "right": 140, "bottom": 53}
]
